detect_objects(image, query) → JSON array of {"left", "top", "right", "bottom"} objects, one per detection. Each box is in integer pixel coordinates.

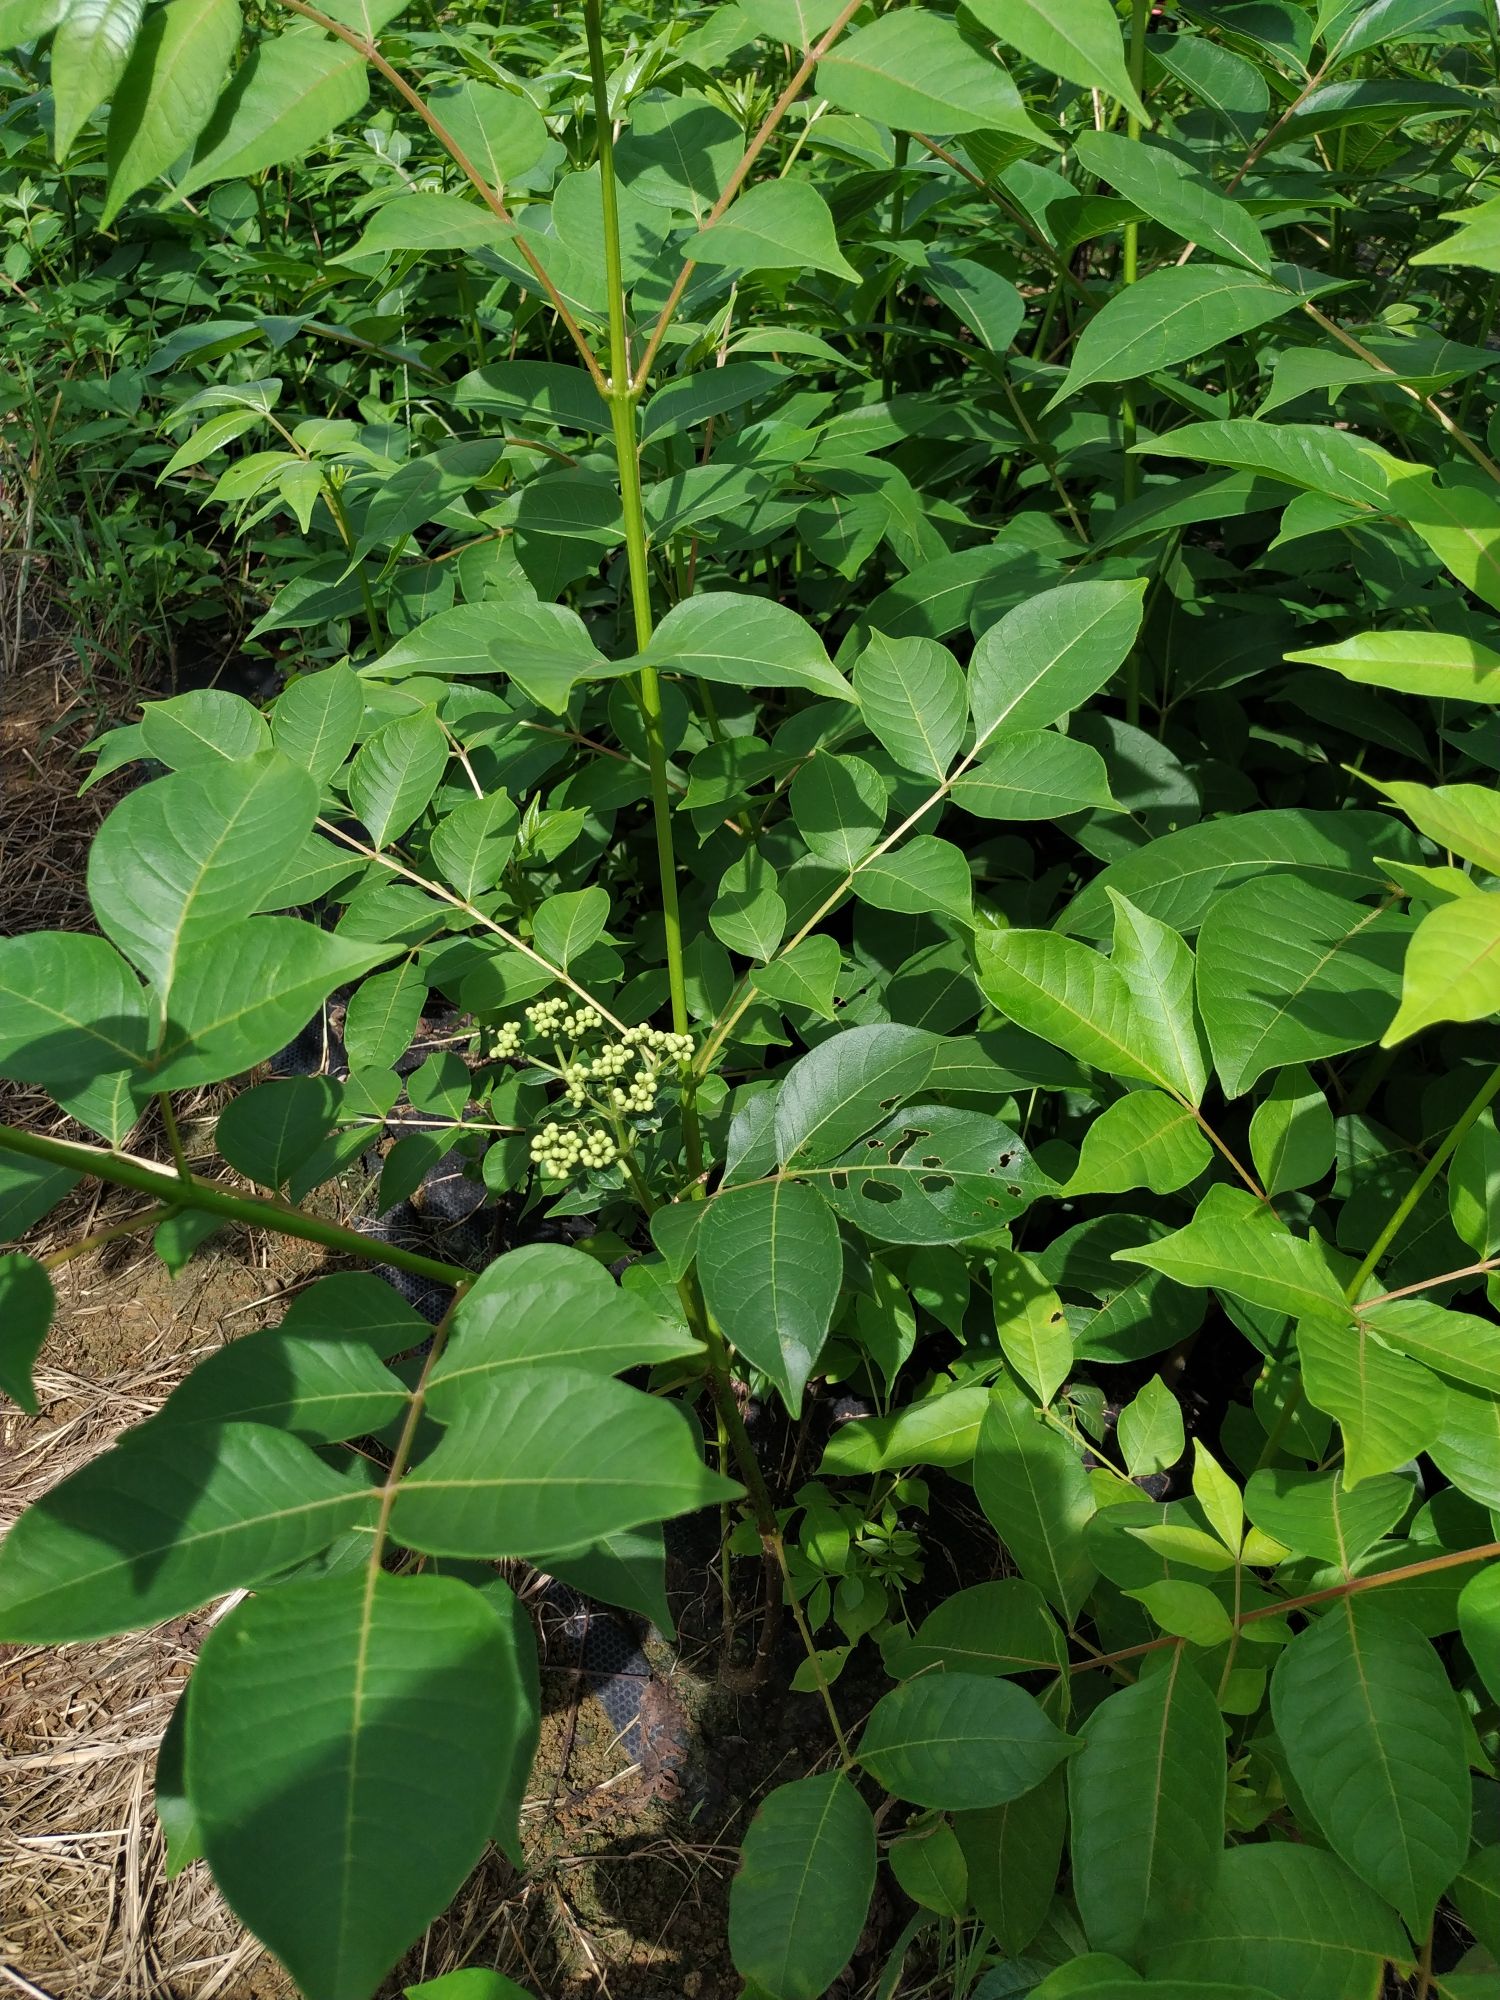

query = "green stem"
[
  {"left": 1257, "top": 1060, "right": 1500, "bottom": 1469},
  {"left": 1073, "top": 1536, "right": 1500, "bottom": 1678},
  {"left": 1119, "top": 0, "right": 1150, "bottom": 726},
  {"left": 158, "top": 1093, "right": 191, "bottom": 1180},
  {"left": 1347, "top": 1062, "right": 1500, "bottom": 1298},
  {"left": 585, "top": 0, "right": 700, "bottom": 1176},
  {"left": 0, "top": 1123, "right": 473, "bottom": 1289},
  {"left": 1118, "top": 0, "right": 1150, "bottom": 517},
  {"left": 880, "top": 133, "right": 909, "bottom": 393},
  {"left": 41, "top": 1203, "right": 175, "bottom": 1270}
]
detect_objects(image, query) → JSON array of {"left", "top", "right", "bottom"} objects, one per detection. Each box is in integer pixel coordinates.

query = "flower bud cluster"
[
  {"left": 484, "top": 999, "right": 695, "bottom": 1183},
  {"left": 529, "top": 1122, "right": 618, "bottom": 1175}
]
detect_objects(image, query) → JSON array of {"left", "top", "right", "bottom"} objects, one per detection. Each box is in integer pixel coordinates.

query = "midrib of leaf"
[
  {"left": 774, "top": 1780, "right": 842, "bottom": 1993},
  {"left": 155, "top": 764, "right": 285, "bottom": 1009},
  {"left": 19, "top": 1490, "right": 369, "bottom": 1613},
  {"left": 1139, "top": 1645, "right": 1185, "bottom": 1922},
  {"left": 1233, "top": 898, "right": 1393, "bottom": 1079},
  {"left": 0, "top": 981, "right": 143, "bottom": 1067},
  {"left": 1339, "top": 1604, "right": 1419, "bottom": 1912},
  {"left": 1084, "top": 272, "right": 1287, "bottom": 377},
  {"left": 336, "top": 1558, "right": 381, "bottom": 1986}
]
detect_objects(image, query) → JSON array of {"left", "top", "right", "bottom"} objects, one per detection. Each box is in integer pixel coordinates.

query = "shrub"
[{"left": 4, "top": 1, "right": 1500, "bottom": 1995}]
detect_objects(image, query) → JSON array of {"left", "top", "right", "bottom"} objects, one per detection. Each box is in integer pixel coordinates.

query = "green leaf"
[
  {"left": 789, "top": 751, "right": 886, "bottom": 869},
  {"left": 975, "top": 930, "right": 1166, "bottom": 1087},
  {"left": 816, "top": 8, "right": 1047, "bottom": 140},
  {"left": 1382, "top": 464, "right": 1500, "bottom": 615},
  {"left": 888, "top": 1820, "right": 967, "bottom": 1917},
  {"left": 1385, "top": 892, "right": 1500, "bottom": 1043},
  {"left": 1117, "top": 1184, "right": 1348, "bottom": 1324},
  {"left": 152, "top": 918, "right": 389, "bottom": 1089},
  {"left": 711, "top": 850, "right": 787, "bottom": 962},
  {"left": 1458, "top": 1563, "right": 1500, "bottom": 1706},
  {"left": 364, "top": 601, "right": 608, "bottom": 711},
  {"left": 0, "top": 931, "right": 150, "bottom": 1091},
  {"left": 88, "top": 753, "right": 318, "bottom": 992},
  {"left": 0, "top": 1156, "right": 81, "bottom": 1240},
  {"left": 818, "top": 1384, "right": 990, "bottom": 1473},
  {"left": 858, "top": 1671, "right": 1073, "bottom": 1809},
  {"left": 1129, "top": 1578, "right": 1234, "bottom": 1646},
  {"left": 392, "top": 1365, "right": 736, "bottom": 1557},
  {"left": 1451, "top": 1109, "right": 1500, "bottom": 1257},
  {"left": 1061, "top": 809, "right": 1409, "bottom": 939},
  {"left": 348, "top": 709, "right": 449, "bottom": 849},
  {"left": 532, "top": 885, "right": 609, "bottom": 969},
  {"left": 0, "top": 1252, "right": 53, "bottom": 1416},
  {"left": 752, "top": 934, "right": 841, "bottom": 1020},
  {"left": 697, "top": 1180, "right": 842, "bottom": 1415},
  {"left": 269, "top": 663, "right": 362, "bottom": 781},
  {"left": 728, "top": 1774, "right": 876, "bottom": 2000},
  {"left": 966, "top": 0, "right": 1146, "bottom": 118},
  {"left": 429, "top": 792, "right": 518, "bottom": 902},
  {"left": 406, "top": 1973, "right": 535, "bottom": 2000},
  {"left": 991, "top": 1246, "right": 1071, "bottom": 1403},
  {"left": 102, "top": 0, "right": 241, "bottom": 220},
  {"left": 815, "top": 1103, "right": 1051, "bottom": 1245},
  {"left": 690, "top": 177, "right": 857, "bottom": 282},
  {"left": 1047, "top": 265, "right": 1299, "bottom": 411},
  {"left": 952, "top": 729, "right": 1116, "bottom": 819},
  {"left": 853, "top": 631, "right": 967, "bottom": 780},
  {"left": 1361, "top": 1296, "right": 1500, "bottom": 1396},
  {"left": 974, "top": 1377, "right": 1096, "bottom": 1620},
  {"left": 1074, "top": 131, "right": 1270, "bottom": 272},
  {"left": 1451, "top": 1842, "right": 1500, "bottom": 1961},
  {"left": 1070, "top": 1651, "right": 1226, "bottom": 1958},
  {"left": 886, "top": 1578, "right": 1067, "bottom": 1679},
  {"left": 639, "top": 592, "right": 853, "bottom": 701},
  {"left": 955, "top": 1769, "right": 1066, "bottom": 1956},
  {"left": 0, "top": 1422, "right": 373, "bottom": 1642},
  {"left": 969, "top": 581, "right": 1146, "bottom": 746},
  {"left": 772, "top": 1023, "right": 935, "bottom": 1166},
  {"left": 178, "top": 23, "right": 368, "bottom": 195},
  {"left": 424, "top": 1244, "right": 699, "bottom": 1416},
  {"left": 1117, "top": 1375, "right": 1186, "bottom": 1477},
  {"left": 1287, "top": 627, "right": 1500, "bottom": 702},
  {"left": 537, "top": 1525, "right": 673, "bottom": 1635},
  {"left": 215, "top": 1077, "right": 339, "bottom": 1189},
  {"left": 139, "top": 688, "right": 269, "bottom": 769},
  {"left": 154, "top": 1317, "right": 408, "bottom": 1442},
  {"left": 188, "top": 1572, "right": 524, "bottom": 2000},
  {"left": 1249, "top": 1064, "right": 1335, "bottom": 1196},
  {"left": 1412, "top": 191, "right": 1500, "bottom": 272},
  {"left": 1196, "top": 877, "right": 1411, "bottom": 1096},
  {"left": 1143, "top": 1842, "right": 1413, "bottom": 1996},
  {"left": 1135, "top": 418, "right": 1392, "bottom": 508},
  {"left": 1068, "top": 1091, "right": 1211, "bottom": 1196},
  {"left": 1298, "top": 1314, "right": 1450, "bottom": 1484},
  {"left": 427, "top": 78, "right": 548, "bottom": 186},
  {"left": 1244, "top": 1467, "right": 1411, "bottom": 1568},
  {"left": 1270, "top": 1598, "right": 1469, "bottom": 1932},
  {"left": 52, "top": 0, "right": 144, "bottom": 159},
  {"left": 925, "top": 251, "right": 1025, "bottom": 352},
  {"left": 853, "top": 836, "right": 972, "bottom": 924},
  {"left": 1109, "top": 893, "right": 1209, "bottom": 1105},
  {"left": 342, "top": 962, "right": 423, "bottom": 1073}
]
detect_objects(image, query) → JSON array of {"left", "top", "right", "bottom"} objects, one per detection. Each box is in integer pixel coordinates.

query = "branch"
[
  {"left": 0, "top": 1122, "right": 472, "bottom": 1289},
  {"left": 1071, "top": 1537, "right": 1500, "bottom": 1678},
  {"left": 631, "top": 0, "right": 866, "bottom": 389},
  {"left": 275, "top": 0, "right": 607, "bottom": 394}
]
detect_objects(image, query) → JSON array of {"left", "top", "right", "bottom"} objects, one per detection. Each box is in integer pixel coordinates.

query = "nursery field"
[{"left": 6, "top": 1, "right": 1500, "bottom": 1997}]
